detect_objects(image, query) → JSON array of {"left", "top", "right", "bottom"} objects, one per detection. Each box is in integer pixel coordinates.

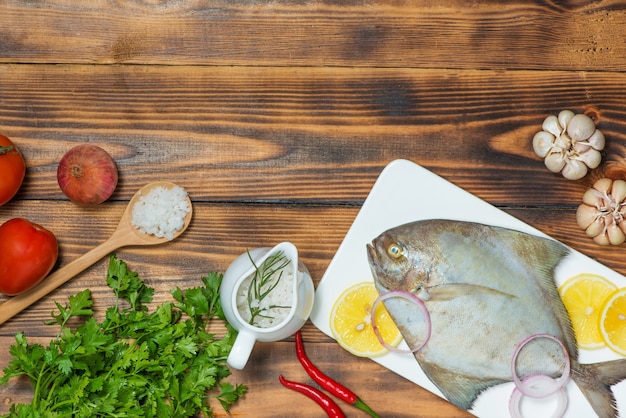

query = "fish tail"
[{"left": 572, "top": 359, "right": 626, "bottom": 418}]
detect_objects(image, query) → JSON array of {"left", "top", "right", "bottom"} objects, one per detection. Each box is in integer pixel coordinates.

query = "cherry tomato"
[
  {"left": 0, "top": 218, "right": 58, "bottom": 296},
  {"left": 0, "top": 134, "right": 26, "bottom": 206}
]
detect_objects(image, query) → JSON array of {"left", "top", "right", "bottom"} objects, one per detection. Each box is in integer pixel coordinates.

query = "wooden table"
[{"left": 1, "top": 1, "right": 626, "bottom": 417}]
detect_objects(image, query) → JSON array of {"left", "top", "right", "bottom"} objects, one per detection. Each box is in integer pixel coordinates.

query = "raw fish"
[{"left": 367, "top": 219, "right": 626, "bottom": 417}]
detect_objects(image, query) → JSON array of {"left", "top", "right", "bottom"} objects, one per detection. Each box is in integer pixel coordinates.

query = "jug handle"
[{"left": 227, "top": 329, "right": 257, "bottom": 370}]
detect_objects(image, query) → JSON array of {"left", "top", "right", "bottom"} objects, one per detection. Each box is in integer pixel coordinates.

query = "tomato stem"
[{"left": 0, "top": 145, "right": 14, "bottom": 154}]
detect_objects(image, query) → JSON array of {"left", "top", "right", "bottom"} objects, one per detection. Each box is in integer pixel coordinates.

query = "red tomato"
[
  {"left": 0, "top": 218, "right": 58, "bottom": 296},
  {"left": 0, "top": 134, "right": 26, "bottom": 206}
]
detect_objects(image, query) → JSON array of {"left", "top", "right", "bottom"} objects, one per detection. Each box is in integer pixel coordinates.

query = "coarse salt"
[
  {"left": 236, "top": 261, "right": 294, "bottom": 328},
  {"left": 131, "top": 185, "right": 190, "bottom": 241}
]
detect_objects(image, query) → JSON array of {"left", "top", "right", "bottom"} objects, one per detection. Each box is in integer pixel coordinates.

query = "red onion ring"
[
  {"left": 370, "top": 290, "right": 431, "bottom": 354},
  {"left": 510, "top": 334, "right": 570, "bottom": 398},
  {"left": 509, "top": 374, "right": 568, "bottom": 418}
]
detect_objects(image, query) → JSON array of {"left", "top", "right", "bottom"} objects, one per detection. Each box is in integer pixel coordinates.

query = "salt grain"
[
  {"left": 236, "top": 260, "right": 294, "bottom": 328},
  {"left": 131, "top": 185, "right": 190, "bottom": 240}
]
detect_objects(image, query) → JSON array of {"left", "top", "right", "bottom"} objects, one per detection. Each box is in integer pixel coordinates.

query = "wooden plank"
[
  {"left": 0, "top": 200, "right": 623, "bottom": 416},
  {"left": 1, "top": 201, "right": 625, "bottom": 335},
  {"left": 0, "top": 198, "right": 621, "bottom": 417},
  {"left": 1, "top": 65, "right": 625, "bottom": 207},
  {"left": 0, "top": 1, "right": 624, "bottom": 71}
]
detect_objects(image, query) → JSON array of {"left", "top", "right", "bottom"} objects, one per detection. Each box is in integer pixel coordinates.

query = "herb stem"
[
  {"left": 32, "top": 359, "right": 51, "bottom": 409},
  {"left": 246, "top": 250, "right": 290, "bottom": 326}
]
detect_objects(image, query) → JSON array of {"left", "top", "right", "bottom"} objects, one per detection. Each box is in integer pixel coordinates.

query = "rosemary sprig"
[{"left": 246, "top": 250, "right": 291, "bottom": 326}]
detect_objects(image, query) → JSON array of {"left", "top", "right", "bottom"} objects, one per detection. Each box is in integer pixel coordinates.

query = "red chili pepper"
[
  {"left": 279, "top": 375, "right": 346, "bottom": 418},
  {"left": 295, "top": 331, "right": 380, "bottom": 418}
]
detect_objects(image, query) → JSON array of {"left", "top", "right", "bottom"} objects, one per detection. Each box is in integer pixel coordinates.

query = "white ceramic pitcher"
[{"left": 220, "top": 242, "right": 314, "bottom": 370}]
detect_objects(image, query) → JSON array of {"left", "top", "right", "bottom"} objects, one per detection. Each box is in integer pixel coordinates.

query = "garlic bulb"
[
  {"left": 532, "top": 110, "right": 605, "bottom": 180},
  {"left": 576, "top": 178, "right": 626, "bottom": 245}
]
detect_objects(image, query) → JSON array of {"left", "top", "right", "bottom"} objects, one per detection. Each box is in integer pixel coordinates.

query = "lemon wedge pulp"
[
  {"left": 330, "top": 281, "right": 402, "bottom": 357},
  {"left": 600, "top": 288, "right": 626, "bottom": 356},
  {"left": 559, "top": 273, "right": 617, "bottom": 350}
]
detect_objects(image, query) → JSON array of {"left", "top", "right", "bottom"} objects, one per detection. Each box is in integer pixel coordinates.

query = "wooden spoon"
[{"left": 0, "top": 181, "right": 193, "bottom": 325}]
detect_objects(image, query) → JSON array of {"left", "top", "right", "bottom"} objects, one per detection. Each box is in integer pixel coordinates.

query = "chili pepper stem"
[
  {"left": 354, "top": 397, "right": 380, "bottom": 418},
  {"left": 295, "top": 331, "right": 380, "bottom": 417}
]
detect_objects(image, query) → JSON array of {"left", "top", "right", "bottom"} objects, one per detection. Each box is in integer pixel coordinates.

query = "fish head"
[{"left": 367, "top": 227, "right": 432, "bottom": 296}]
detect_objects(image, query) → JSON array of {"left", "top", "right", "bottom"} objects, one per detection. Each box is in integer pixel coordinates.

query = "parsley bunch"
[{"left": 0, "top": 255, "right": 246, "bottom": 417}]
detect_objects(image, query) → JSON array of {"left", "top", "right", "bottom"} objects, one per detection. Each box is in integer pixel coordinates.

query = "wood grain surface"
[{"left": 1, "top": 1, "right": 626, "bottom": 417}]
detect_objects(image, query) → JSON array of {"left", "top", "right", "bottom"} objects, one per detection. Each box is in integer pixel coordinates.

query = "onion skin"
[
  {"left": 508, "top": 335, "right": 570, "bottom": 418},
  {"left": 510, "top": 334, "right": 570, "bottom": 398},
  {"left": 371, "top": 290, "right": 431, "bottom": 354},
  {"left": 509, "top": 375, "right": 568, "bottom": 418},
  {"left": 57, "top": 144, "right": 118, "bottom": 205}
]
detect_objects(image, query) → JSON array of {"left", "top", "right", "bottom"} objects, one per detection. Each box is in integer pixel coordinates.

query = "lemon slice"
[
  {"left": 559, "top": 273, "right": 617, "bottom": 349},
  {"left": 330, "top": 281, "right": 402, "bottom": 357},
  {"left": 599, "top": 288, "right": 626, "bottom": 356}
]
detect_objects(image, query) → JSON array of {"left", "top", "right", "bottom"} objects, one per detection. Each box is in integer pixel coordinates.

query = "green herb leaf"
[
  {"left": 245, "top": 250, "right": 290, "bottom": 326},
  {"left": 0, "top": 254, "right": 246, "bottom": 417}
]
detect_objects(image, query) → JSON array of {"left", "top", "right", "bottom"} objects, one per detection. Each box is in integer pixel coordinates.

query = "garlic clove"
[
  {"left": 576, "top": 204, "right": 600, "bottom": 229},
  {"left": 532, "top": 131, "right": 556, "bottom": 157},
  {"left": 577, "top": 178, "right": 626, "bottom": 245},
  {"left": 577, "top": 148, "right": 602, "bottom": 169},
  {"left": 607, "top": 223, "right": 626, "bottom": 245},
  {"left": 593, "top": 233, "right": 611, "bottom": 246},
  {"left": 586, "top": 129, "right": 606, "bottom": 151},
  {"left": 611, "top": 180, "right": 626, "bottom": 204},
  {"left": 567, "top": 114, "right": 596, "bottom": 142},
  {"left": 544, "top": 152, "right": 566, "bottom": 173},
  {"left": 572, "top": 141, "right": 591, "bottom": 154},
  {"left": 542, "top": 115, "right": 563, "bottom": 137},
  {"left": 582, "top": 188, "right": 604, "bottom": 207},
  {"left": 553, "top": 134, "right": 570, "bottom": 150},
  {"left": 561, "top": 159, "right": 588, "bottom": 180},
  {"left": 593, "top": 178, "right": 613, "bottom": 195},
  {"left": 558, "top": 110, "right": 575, "bottom": 130},
  {"left": 585, "top": 218, "right": 606, "bottom": 238}
]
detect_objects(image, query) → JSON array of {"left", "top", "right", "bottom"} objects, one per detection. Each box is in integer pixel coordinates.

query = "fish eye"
[{"left": 386, "top": 243, "right": 404, "bottom": 259}]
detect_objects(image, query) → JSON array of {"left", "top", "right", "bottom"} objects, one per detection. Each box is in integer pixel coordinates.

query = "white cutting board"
[{"left": 310, "top": 159, "right": 626, "bottom": 418}]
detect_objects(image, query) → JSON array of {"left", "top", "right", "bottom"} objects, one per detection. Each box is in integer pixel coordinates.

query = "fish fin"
[
  {"left": 573, "top": 359, "right": 626, "bottom": 418},
  {"left": 419, "top": 361, "right": 503, "bottom": 410},
  {"left": 427, "top": 283, "right": 515, "bottom": 301},
  {"left": 506, "top": 229, "right": 578, "bottom": 358}
]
